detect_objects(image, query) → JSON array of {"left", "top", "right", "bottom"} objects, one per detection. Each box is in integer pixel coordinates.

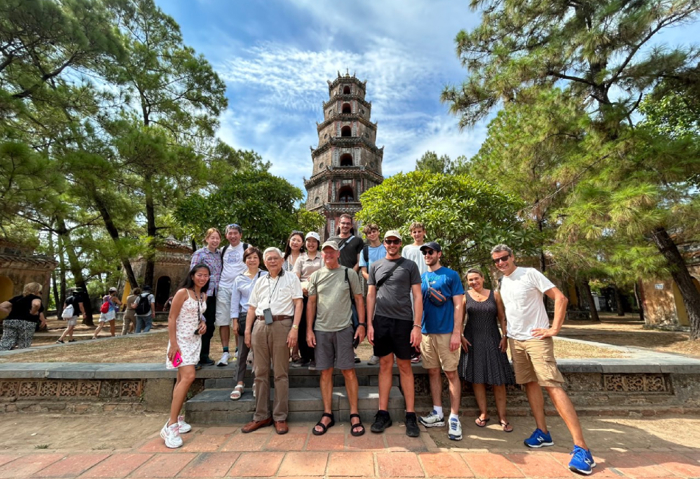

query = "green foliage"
[
  {"left": 415, "top": 151, "right": 469, "bottom": 175},
  {"left": 294, "top": 209, "right": 326, "bottom": 235},
  {"left": 356, "top": 171, "right": 534, "bottom": 274},
  {"left": 175, "top": 170, "right": 304, "bottom": 250}
]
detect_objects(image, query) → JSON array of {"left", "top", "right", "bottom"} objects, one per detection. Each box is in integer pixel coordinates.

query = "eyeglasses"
[
  {"left": 340, "top": 222, "right": 352, "bottom": 226},
  {"left": 384, "top": 239, "right": 401, "bottom": 245},
  {"left": 493, "top": 255, "right": 510, "bottom": 264},
  {"left": 421, "top": 249, "right": 435, "bottom": 256}
]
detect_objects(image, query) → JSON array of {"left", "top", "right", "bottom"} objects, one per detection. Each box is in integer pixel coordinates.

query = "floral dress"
[{"left": 166, "top": 289, "right": 206, "bottom": 369}]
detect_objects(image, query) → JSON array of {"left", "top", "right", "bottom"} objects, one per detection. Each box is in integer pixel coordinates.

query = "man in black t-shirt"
[{"left": 329, "top": 213, "right": 364, "bottom": 272}]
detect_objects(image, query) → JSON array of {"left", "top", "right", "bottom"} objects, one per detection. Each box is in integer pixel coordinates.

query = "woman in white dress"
[{"left": 161, "top": 264, "right": 209, "bottom": 449}]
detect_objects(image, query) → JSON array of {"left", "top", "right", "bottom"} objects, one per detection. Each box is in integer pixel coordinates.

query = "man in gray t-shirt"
[
  {"left": 307, "top": 241, "right": 366, "bottom": 436},
  {"left": 366, "top": 230, "right": 423, "bottom": 438}
]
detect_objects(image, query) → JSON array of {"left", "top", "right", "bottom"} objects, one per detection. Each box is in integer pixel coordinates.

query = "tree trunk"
[
  {"left": 613, "top": 285, "right": 625, "bottom": 316},
  {"left": 651, "top": 226, "right": 700, "bottom": 339},
  {"left": 634, "top": 280, "right": 645, "bottom": 322},
  {"left": 580, "top": 279, "right": 600, "bottom": 322},
  {"left": 56, "top": 216, "right": 94, "bottom": 326},
  {"left": 92, "top": 193, "right": 139, "bottom": 288},
  {"left": 47, "top": 229, "right": 61, "bottom": 315},
  {"left": 143, "top": 172, "right": 156, "bottom": 288}
]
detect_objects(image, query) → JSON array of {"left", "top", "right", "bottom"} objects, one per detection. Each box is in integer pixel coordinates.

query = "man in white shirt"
[
  {"left": 242, "top": 247, "right": 303, "bottom": 435},
  {"left": 216, "top": 223, "right": 249, "bottom": 366},
  {"left": 492, "top": 244, "right": 595, "bottom": 475}
]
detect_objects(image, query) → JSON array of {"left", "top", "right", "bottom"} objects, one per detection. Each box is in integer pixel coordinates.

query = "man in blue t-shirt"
[{"left": 417, "top": 242, "right": 465, "bottom": 442}]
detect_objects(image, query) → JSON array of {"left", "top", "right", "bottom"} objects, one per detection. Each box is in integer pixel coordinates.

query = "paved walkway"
[{"left": 1, "top": 415, "right": 699, "bottom": 478}]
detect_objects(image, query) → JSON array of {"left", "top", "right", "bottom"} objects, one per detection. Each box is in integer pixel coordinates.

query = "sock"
[
  {"left": 433, "top": 406, "right": 443, "bottom": 418},
  {"left": 223, "top": 347, "right": 229, "bottom": 353},
  {"left": 449, "top": 413, "right": 459, "bottom": 422}
]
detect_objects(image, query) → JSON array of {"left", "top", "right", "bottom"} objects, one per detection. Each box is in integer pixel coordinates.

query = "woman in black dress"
[
  {"left": 0, "top": 282, "right": 46, "bottom": 350},
  {"left": 459, "top": 269, "right": 515, "bottom": 432}
]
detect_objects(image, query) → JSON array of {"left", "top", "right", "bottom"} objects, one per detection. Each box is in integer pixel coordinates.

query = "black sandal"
[
  {"left": 312, "top": 412, "right": 335, "bottom": 436},
  {"left": 350, "top": 413, "right": 365, "bottom": 437}
]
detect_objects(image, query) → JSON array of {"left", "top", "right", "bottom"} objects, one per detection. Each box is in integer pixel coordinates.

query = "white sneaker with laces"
[
  {"left": 448, "top": 417, "right": 463, "bottom": 441},
  {"left": 177, "top": 415, "right": 191, "bottom": 433},
  {"left": 217, "top": 352, "right": 230, "bottom": 367},
  {"left": 160, "top": 421, "right": 182, "bottom": 448},
  {"left": 419, "top": 410, "right": 445, "bottom": 428}
]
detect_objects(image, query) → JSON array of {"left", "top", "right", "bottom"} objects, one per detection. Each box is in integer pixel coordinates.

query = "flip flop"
[
  {"left": 475, "top": 417, "right": 490, "bottom": 427},
  {"left": 500, "top": 420, "right": 513, "bottom": 433},
  {"left": 350, "top": 413, "right": 365, "bottom": 437},
  {"left": 312, "top": 412, "right": 335, "bottom": 436}
]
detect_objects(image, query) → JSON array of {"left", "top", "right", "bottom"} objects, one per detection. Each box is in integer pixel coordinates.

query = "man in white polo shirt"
[{"left": 491, "top": 244, "right": 595, "bottom": 476}]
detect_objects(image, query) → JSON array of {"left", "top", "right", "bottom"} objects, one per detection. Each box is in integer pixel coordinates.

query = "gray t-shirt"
[
  {"left": 308, "top": 266, "right": 362, "bottom": 332},
  {"left": 368, "top": 257, "right": 421, "bottom": 320}
]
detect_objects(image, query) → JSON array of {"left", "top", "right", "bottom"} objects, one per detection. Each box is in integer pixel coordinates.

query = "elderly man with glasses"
[
  {"left": 242, "top": 247, "right": 303, "bottom": 435},
  {"left": 366, "top": 230, "right": 423, "bottom": 437},
  {"left": 416, "top": 241, "right": 465, "bottom": 441},
  {"left": 491, "top": 244, "right": 595, "bottom": 475}
]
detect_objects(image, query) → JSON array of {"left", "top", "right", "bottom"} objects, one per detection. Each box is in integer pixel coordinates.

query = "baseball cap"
[
  {"left": 108, "top": 287, "right": 117, "bottom": 293},
  {"left": 321, "top": 240, "right": 339, "bottom": 250},
  {"left": 383, "top": 230, "right": 402, "bottom": 241},
  {"left": 420, "top": 241, "right": 442, "bottom": 253},
  {"left": 305, "top": 232, "right": 321, "bottom": 243}
]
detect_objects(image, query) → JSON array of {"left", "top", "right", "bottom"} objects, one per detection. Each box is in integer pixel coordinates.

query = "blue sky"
[{"left": 155, "top": 0, "right": 698, "bottom": 197}]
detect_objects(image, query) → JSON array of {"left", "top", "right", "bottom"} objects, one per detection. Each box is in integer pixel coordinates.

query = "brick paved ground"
[{"left": 1, "top": 416, "right": 699, "bottom": 478}]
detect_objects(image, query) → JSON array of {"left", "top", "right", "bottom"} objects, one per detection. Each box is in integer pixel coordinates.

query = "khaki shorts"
[
  {"left": 421, "top": 333, "right": 460, "bottom": 372},
  {"left": 214, "top": 286, "right": 233, "bottom": 327},
  {"left": 508, "top": 337, "right": 565, "bottom": 387}
]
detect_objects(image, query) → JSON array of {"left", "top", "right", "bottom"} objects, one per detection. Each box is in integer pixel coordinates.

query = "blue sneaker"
[
  {"left": 568, "top": 445, "right": 595, "bottom": 475},
  {"left": 523, "top": 428, "right": 553, "bottom": 448}
]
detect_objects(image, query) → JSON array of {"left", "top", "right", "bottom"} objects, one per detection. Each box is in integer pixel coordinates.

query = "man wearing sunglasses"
[
  {"left": 366, "top": 230, "right": 423, "bottom": 437},
  {"left": 491, "top": 244, "right": 594, "bottom": 475},
  {"left": 416, "top": 242, "right": 465, "bottom": 441},
  {"left": 216, "top": 223, "right": 249, "bottom": 367}
]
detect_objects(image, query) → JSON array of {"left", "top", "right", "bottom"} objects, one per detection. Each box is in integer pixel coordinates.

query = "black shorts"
[{"left": 372, "top": 314, "right": 414, "bottom": 360}]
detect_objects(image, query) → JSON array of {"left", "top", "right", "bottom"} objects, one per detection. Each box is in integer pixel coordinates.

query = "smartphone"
[
  {"left": 263, "top": 308, "right": 274, "bottom": 325},
  {"left": 172, "top": 350, "right": 183, "bottom": 367}
]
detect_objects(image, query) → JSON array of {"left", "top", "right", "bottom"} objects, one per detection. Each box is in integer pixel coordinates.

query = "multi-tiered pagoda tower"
[{"left": 304, "top": 72, "right": 384, "bottom": 239}]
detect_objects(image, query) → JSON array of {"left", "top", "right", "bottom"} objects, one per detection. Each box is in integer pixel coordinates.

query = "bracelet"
[
  {"left": 292, "top": 324, "right": 299, "bottom": 330},
  {"left": 412, "top": 324, "right": 421, "bottom": 329},
  {"left": 356, "top": 323, "right": 366, "bottom": 328}
]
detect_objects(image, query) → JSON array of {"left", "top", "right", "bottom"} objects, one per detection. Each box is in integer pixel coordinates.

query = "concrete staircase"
[{"left": 184, "top": 364, "right": 407, "bottom": 424}]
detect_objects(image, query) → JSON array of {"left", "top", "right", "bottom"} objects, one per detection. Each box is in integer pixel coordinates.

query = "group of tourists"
[{"left": 160, "top": 217, "right": 595, "bottom": 475}]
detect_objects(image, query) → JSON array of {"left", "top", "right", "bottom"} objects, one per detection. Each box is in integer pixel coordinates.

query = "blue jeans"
[{"left": 136, "top": 315, "right": 152, "bottom": 333}]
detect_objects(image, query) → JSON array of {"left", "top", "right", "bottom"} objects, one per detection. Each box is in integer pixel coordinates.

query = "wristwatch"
[
  {"left": 292, "top": 324, "right": 299, "bottom": 330},
  {"left": 357, "top": 323, "right": 366, "bottom": 328}
]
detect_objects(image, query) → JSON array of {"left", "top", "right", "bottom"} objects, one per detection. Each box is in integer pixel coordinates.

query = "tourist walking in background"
[
  {"left": 133, "top": 285, "right": 156, "bottom": 333},
  {"left": 359, "top": 223, "right": 386, "bottom": 366},
  {"left": 215, "top": 223, "right": 249, "bottom": 367},
  {"left": 291, "top": 232, "right": 323, "bottom": 368},
  {"left": 283, "top": 231, "right": 305, "bottom": 272},
  {"left": 306, "top": 240, "right": 366, "bottom": 436},
  {"left": 417, "top": 242, "right": 465, "bottom": 441},
  {"left": 366, "top": 230, "right": 423, "bottom": 437},
  {"left": 242, "top": 247, "right": 303, "bottom": 435},
  {"left": 190, "top": 227, "right": 223, "bottom": 367},
  {"left": 121, "top": 287, "right": 140, "bottom": 336},
  {"left": 162, "top": 264, "right": 210, "bottom": 449},
  {"left": 0, "top": 282, "right": 46, "bottom": 350},
  {"left": 93, "top": 287, "right": 120, "bottom": 339},
  {"left": 459, "top": 269, "right": 514, "bottom": 433},
  {"left": 491, "top": 244, "right": 595, "bottom": 475},
  {"left": 229, "top": 246, "right": 268, "bottom": 401},
  {"left": 57, "top": 288, "right": 87, "bottom": 343}
]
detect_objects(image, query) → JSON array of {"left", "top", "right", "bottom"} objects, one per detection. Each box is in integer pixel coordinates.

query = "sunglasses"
[
  {"left": 384, "top": 239, "right": 401, "bottom": 245},
  {"left": 421, "top": 249, "right": 435, "bottom": 256},
  {"left": 493, "top": 255, "right": 510, "bottom": 264}
]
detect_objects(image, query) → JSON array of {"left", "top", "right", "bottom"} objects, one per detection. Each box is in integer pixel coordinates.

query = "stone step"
[{"left": 185, "top": 386, "right": 405, "bottom": 424}]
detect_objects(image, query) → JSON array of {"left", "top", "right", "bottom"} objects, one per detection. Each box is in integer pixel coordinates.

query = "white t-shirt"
[
  {"left": 219, "top": 243, "right": 247, "bottom": 289},
  {"left": 401, "top": 244, "right": 429, "bottom": 275},
  {"left": 500, "top": 267, "right": 555, "bottom": 341}
]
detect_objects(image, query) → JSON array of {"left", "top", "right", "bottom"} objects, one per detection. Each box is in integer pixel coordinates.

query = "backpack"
[
  {"left": 363, "top": 245, "right": 369, "bottom": 264},
  {"left": 221, "top": 243, "right": 249, "bottom": 262},
  {"left": 135, "top": 293, "right": 151, "bottom": 315},
  {"left": 100, "top": 301, "right": 110, "bottom": 314},
  {"left": 61, "top": 303, "right": 74, "bottom": 318}
]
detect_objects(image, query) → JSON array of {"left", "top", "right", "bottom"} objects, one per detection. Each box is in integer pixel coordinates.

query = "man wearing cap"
[
  {"left": 242, "top": 247, "right": 303, "bottom": 435},
  {"left": 216, "top": 224, "right": 250, "bottom": 367},
  {"left": 366, "top": 230, "right": 423, "bottom": 437},
  {"left": 306, "top": 240, "right": 366, "bottom": 436},
  {"left": 416, "top": 242, "right": 465, "bottom": 441}
]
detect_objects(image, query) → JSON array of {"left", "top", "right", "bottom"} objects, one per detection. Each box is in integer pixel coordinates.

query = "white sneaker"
[
  {"left": 368, "top": 355, "right": 380, "bottom": 365},
  {"left": 448, "top": 417, "right": 463, "bottom": 441},
  {"left": 247, "top": 351, "right": 254, "bottom": 366},
  {"left": 177, "top": 415, "right": 191, "bottom": 434},
  {"left": 234, "top": 347, "right": 239, "bottom": 359},
  {"left": 160, "top": 421, "right": 182, "bottom": 448},
  {"left": 217, "top": 352, "right": 230, "bottom": 367},
  {"left": 419, "top": 410, "right": 445, "bottom": 428}
]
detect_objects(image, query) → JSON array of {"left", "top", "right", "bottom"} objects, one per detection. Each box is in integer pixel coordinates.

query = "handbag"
[
  {"left": 344, "top": 268, "right": 361, "bottom": 348},
  {"left": 423, "top": 276, "right": 448, "bottom": 307}
]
